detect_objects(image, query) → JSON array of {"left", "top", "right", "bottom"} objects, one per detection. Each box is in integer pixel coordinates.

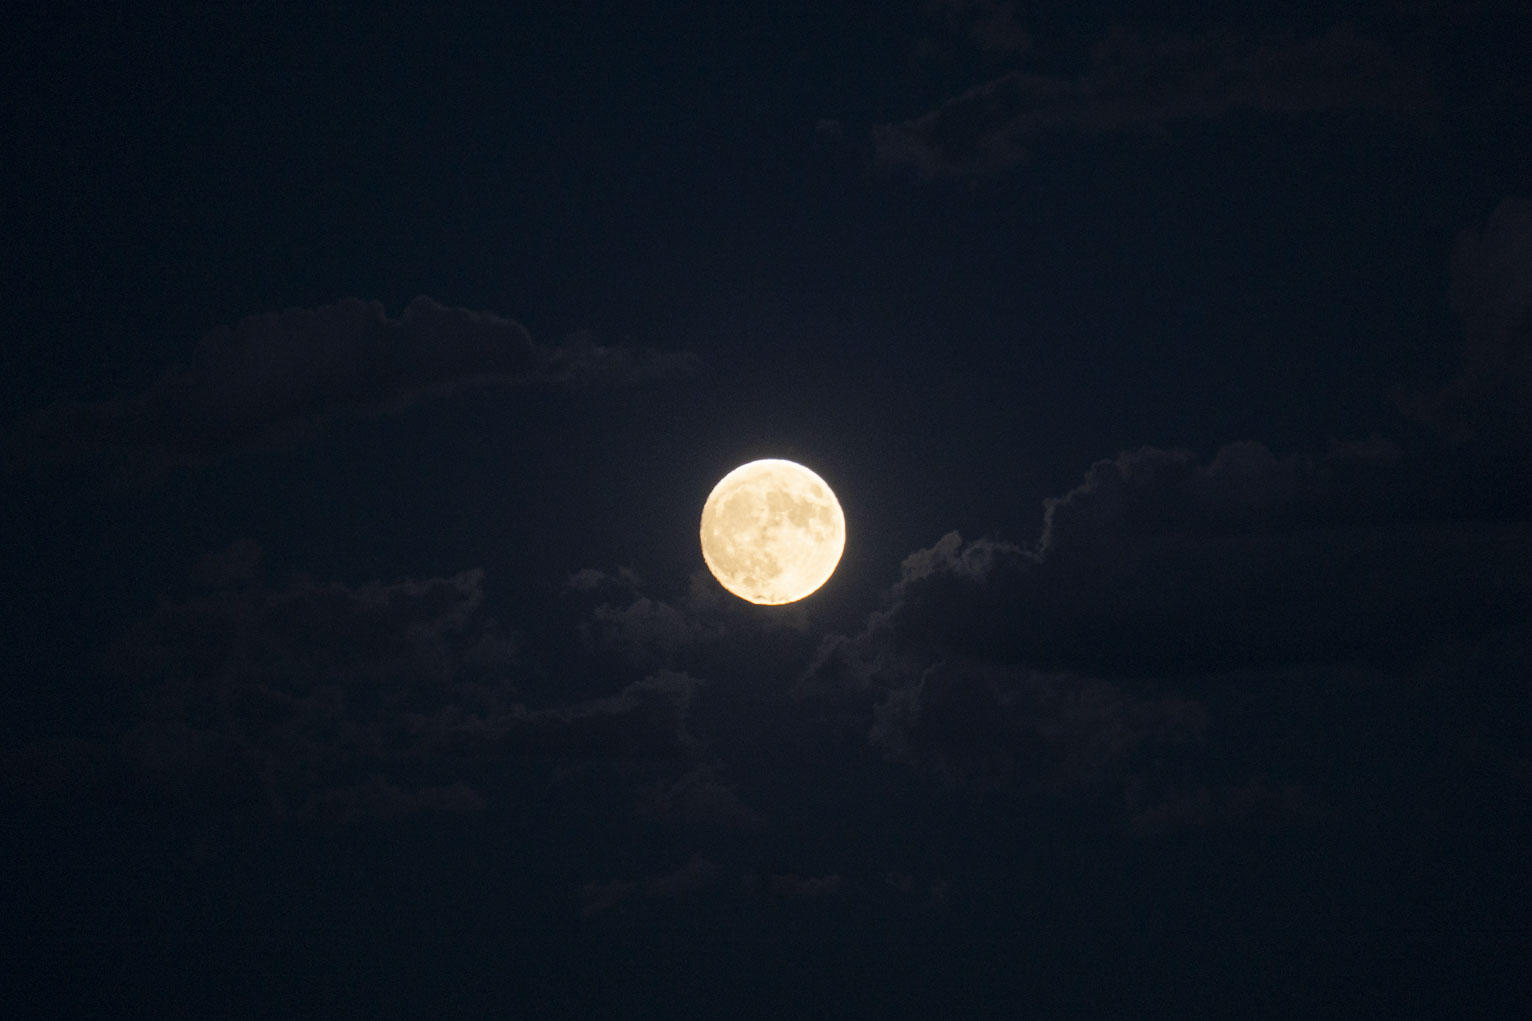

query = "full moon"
[{"left": 700, "top": 459, "right": 846, "bottom": 605}]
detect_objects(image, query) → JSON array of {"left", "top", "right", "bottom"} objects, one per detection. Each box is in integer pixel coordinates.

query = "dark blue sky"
[{"left": 4, "top": 1, "right": 1531, "bottom": 1015}]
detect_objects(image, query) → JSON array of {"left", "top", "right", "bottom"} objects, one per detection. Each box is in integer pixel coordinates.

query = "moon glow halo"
[{"left": 699, "top": 459, "right": 846, "bottom": 605}]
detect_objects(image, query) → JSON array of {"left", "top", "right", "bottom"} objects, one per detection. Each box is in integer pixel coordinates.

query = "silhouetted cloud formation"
[
  {"left": 876, "top": 24, "right": 1436, "bottom": 177},
  {"left": 20, "top": 296, "right": 695, "bottom": 477},
  {"left": 4, "top": 542, "right": 706, "bottom": 818},
  {"left": 803, "top": 436, "right": 1532, "bottom": 801},
  {"left": 410, "top": 671, "right": 705, "bottom": 762},
  {"left": 924, "top": 0, "right": 1030, "bottom": 56},
  {"left": 580, "top": 854, "right": 725, "bottom": 916},
  {"left": 1418, "top": 196, "right": 1532, "bottom": 444},
  {"left": 580, "top": 570, "right": 730, "bottom": 666},
  {"left": 636, "top": 762, "right": 766, "bottom": 830},
  {"left": 1125, "top": 777, "right": 1324, "bottom": 836},
  {"left": 812, "top": 441, "right": 1531, "bottom": 686},
  {"left": 866, "top": 660, "right": 1207, "bottom": 787},
  {"left": 0, "top": 735, "right": 264, "bottom": 815},
  {"left": 746, "top": 871, "right": 844, "bottom": 901},
  {"left": 111, "top": 555, "right": 511, "bottom": 690},
  {"left": 299, "top": 775, "right": 486, "bottom": 824}
]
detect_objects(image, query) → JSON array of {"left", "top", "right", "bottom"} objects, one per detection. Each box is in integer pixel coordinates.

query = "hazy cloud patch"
[
  {"left": 818, "top": 442, "right": 1532, "bottom": 683},
  {"left": 580, "top": 853, "right": 724, "bottom": 916},
  {"left": 749, "top": 871, "right": 844, "bottom": 901},
  {"left": 923, "top": 0, "right": 1030, "bottom": 57},
  {"left": 636, "top": 762, "right": 767, "bottom": 830},
  {"left": 16, "top": 543, "right": 711, "bottom": 818},
  {"left": 1412, "top": 197, "right": 1532, "bottom": 445},
  {"left": 1125, "top": 778, "right": 1325, "bottom": 836},
  {"left": 17, "top": 296, "right": 695, "bottom": 479},
  {"left": 412, "top": 671, "right": 706, "bottom": 763},
  {"left": 869, "top": 660, "right": 1207, "bottom": 789},
  {"left": 803, "top": 437, "right": 1532, "bottom": 822},
  {"left": 298, "top": 775, "right": 486, "bottom": 824},
  {"left": 876, "top": 24, "right": 1436, "bottom": 178}
]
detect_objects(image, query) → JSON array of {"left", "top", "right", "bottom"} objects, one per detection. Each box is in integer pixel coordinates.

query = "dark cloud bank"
[
  {"left": 1419, "top": 195, "right": 1532, "bottom": 445},
  {"left": 771, "top": 196, "right": 1532, "bottom": 821},
  {"left": 1, "top": 548, "right": 707, "bottom": 822},
  {"left": 0, "top": 193, "right": 1524, "bottom": 968},
  {"left": 817, "top": 440, "right": 1528, "bottom": 685},
  {"left": 788, "top": 188, "right": 1532, "bottom": 822},
  {"left": 17, "top": 295, "right": 695, "bottom": 478},
  {"left": 804, "top": 433, "right": 1530, "bottom": 805},
  {"left": 6, "top": 4, "right": 1530, "bottom": 1014},
  {"left": 876, "top": 23, "right": 1437, "bottom": 177},
  {"left": 9, "top": 201, "right": 1529, "bottom": 855}
]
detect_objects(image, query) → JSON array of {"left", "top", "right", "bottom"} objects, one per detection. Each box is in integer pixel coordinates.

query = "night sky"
[{"left": 4, "top": 1, "right": 1532, "bottom": 1015}]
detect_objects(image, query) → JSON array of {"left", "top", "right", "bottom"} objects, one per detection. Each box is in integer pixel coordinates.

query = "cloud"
[
  {"left": 924, "top": 0, "right": 1030, "bottom": 56},
  {"left": 876, "top": 24, "right": 1436, "bottom": 177},
  {"left": 298, "top": 775, "right": 486, "bottom": 824},
  {"left": 868, "top": 660, "right": 1206, "bottom": 788},
  {"left": 636, "top": 762, "right": 767, "bottom": 830},
  {"left": 585, "top": 586, "right": 727, "bottom": 667},
  {"left": 190, "top": 538, "right": 264, "bottom": 588},
  {"left": 17, "top": 295, "right": 695, "bottom": 477},
  {"left": 579, "top": 854, "right": 724, "bottom": 916},
  {"left": 21, "top": 542, "right": 706, "bottom": 818},
  {"left": 83, "top": 552, "right": 522, "bottom": 816},
  {"left": 1413, "top": 197, "right": 1532, "bottom": 445},
  {"left": 814, "top": 442, "right": 1531, "bottom": 684},
  {"left": 542, "top": 328, "right": 699, "bottom": 389},
  {"left": 580, "top": 879, "right": 638, "bottom": 917},
  {"left": 804, "top": 439, "right": 1532, "bottom": 804},
  {"left": 112, "top": 552, "right": 510, "bottom": 691},
  {"left": 564, "top": 566, "right": 641, "bottom": 594},
  {"left": 747, "top": 872, "right": 844, "bottom": 901},
  {"left": 0, "top": 736, "right": 264, "bottom": 816},
  {"left": 1125, "top": 778, "right": 1324, "bottom": 836},
  {"left": 644, "top": 854, "right": 725, "bottom": 898},
  {"left": 569, "top": 561, "right": 808, "bottom": 665},
  {"left": 413, "top": 671, "right": 705, "bottom": 762}
]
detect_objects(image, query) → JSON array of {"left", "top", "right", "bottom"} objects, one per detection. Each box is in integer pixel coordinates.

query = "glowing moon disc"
[{"left": 700, "top": 459, "right": 846, "bottom": 605}]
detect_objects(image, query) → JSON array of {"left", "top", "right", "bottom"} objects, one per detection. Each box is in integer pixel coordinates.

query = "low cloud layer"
[
  {"left": 580, "top": 854, "right": 725, "bottom": 917},
  {"left": 866, "top": 660, "right": 1207, "bottom": 788},
  {"left": 636, "top": 761, "right": 766, "bottom": 830},
  {"left": 581, "top": 858, "right": 849, "bottom": 918},
  {"left": 813, "top": 441, "right": 1531, "bottom": 686},
  {"left": 298, "top": 775, "right": 487, "bottom": 825},
  {"left": 2, "top": 543, "right": 705, "bottom": 819},
  {"left": 804, "top": 436, "right": 1532, "bottom": 807},
  {"left": 408, "top": 670, "right": 704, "bottom": 763}
]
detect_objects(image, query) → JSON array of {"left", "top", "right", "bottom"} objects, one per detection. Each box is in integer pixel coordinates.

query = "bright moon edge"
[{"left": 699, "top": 459, "right": 846, "bottom": 605}]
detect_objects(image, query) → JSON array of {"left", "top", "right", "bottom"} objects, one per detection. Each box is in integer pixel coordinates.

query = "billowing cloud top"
[{"left": 803, "top": 437, "right": 1532, "bottom": 792}]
